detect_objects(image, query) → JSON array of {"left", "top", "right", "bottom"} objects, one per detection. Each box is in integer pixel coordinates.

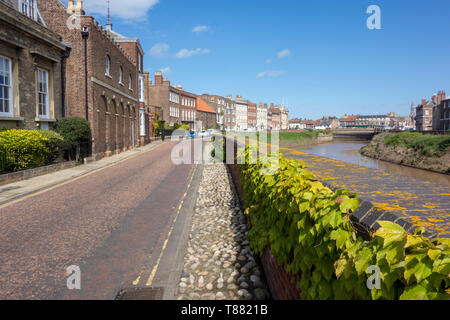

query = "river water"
[{"left": 285, "top": 138, "right": 450, "bottom": 186}]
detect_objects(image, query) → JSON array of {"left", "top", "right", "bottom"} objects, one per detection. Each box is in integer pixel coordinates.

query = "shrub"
[
  {"left": 239, "top": 146, "right": 450, "bottom": 300},
  {"left": 56, "top": 117, "right": 91, "bottom": 160},
  {"left": 0, "top": 129, "right": 50, "bottom": 172},
  {"left": 39, "top": 130, "right": 65, "bottom": 163}
]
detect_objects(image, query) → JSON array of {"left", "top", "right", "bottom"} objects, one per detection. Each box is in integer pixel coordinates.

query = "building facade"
[
  {"left": 224, "top": 95, "right": 236, "bottom": 131},
  {"left": 415, "top": 99, "right": 436, "bottom": 131},
  {"left": 0, "top": 0, "right": 70, "bottom": 130},
  {"left": 38, "top": 0, "right": 139, "bottom": 159},
  {"left": 148, "top": 72, "right": 197, "bottom": 130},
  {"left": 433, "top": 98, "right": 450, "bottom": 131},
  {"left": 256, "top": 102, "right": 268, "bottom": 131},
  {"left": 247, "top": 101, "right": 257, "bottom": 130},
  {"left": 235, "top": 95, "right": 247, "bottom": 131},
  {"left": 196, "top": 97, "right": 216, "bottom": 130},
  {"left": 269, "top": 103, "right": 281, "bottom": 130}
]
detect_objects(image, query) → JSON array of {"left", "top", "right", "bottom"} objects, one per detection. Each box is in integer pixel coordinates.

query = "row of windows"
[
  {"left": 169, "top": 106, "right": 179, "bottom": 117},
  {"left": 169, "top": 92, "right": 180, "bottom": 104},
  {"left": 105, "top": 55, "right": 135, "bottom": 91},
  {"left": 182, "top": 110, "right": 195, "bottom": 122},
  {"left": 181, "top": 97, "right": 195, "bottom": 108},
  {"left": 0, "top": 55, "right": 49, "bottom": 118}
]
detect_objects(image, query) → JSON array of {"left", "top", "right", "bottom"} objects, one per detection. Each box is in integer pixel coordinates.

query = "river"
[{"left": 285, "top": 138, "right": 450, "bottom": 186}]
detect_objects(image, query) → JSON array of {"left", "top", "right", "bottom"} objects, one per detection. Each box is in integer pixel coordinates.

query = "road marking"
[
  {"left": 0, "top": 142, "right": 168, "bottom": 210},
  {"left": 144, "top": 165, "right": 196, "bottom": 287}
]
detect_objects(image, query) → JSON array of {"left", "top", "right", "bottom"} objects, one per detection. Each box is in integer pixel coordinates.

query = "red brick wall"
[{"left": 227, "top": 159, "right": 301, "bottom": 300}]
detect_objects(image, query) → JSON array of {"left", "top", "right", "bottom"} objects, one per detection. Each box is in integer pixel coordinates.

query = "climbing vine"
[{"left": 238, "top": 146, "right": 450, "bottom": 300}]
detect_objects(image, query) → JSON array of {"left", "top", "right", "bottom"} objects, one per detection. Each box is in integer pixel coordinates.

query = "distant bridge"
[{"left": 332, "top": 128, "right": 383, "bottom": 140}]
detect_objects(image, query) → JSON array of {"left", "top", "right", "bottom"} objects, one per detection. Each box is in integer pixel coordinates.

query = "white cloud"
[
  {"left": 150, "top": 43, "right": 169, "bottom": 58},
  {"left": 160, "top": 67, "right": 171, "bottom": 74},
  {"left": 266, "top": 59, "right": 272, "bottom": 64},
  {"left": 175, "top": 48, "right": 211, "bottom": 59},
  {"left": 83, "top": 0, "right": 159, "bottom": 20},
  {"left": 193, "top": 25, "right": 209, "bottom": 33},
  {"left": 257, "top": 71, "right": 285, "bottom": 78},
  {"left": 277, "top": 49, "right": 291, "bottom": 59}
]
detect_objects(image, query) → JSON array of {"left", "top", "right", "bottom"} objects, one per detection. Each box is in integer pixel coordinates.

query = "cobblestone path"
[{"left": 175, "top": 163, "right": 270, "bottom": 300}]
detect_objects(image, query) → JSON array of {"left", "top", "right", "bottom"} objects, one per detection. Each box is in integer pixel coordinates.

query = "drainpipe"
[{"left": 61, "top": 45, "right": 72, "bottom": 118}]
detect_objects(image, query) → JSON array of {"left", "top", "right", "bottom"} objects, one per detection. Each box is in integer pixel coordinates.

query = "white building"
[
  {"left": 235, "top": 96, "right": 248, "bottom": 131},
  {"left": 256, "top": 102, "right": 268, "bottom": 131}
]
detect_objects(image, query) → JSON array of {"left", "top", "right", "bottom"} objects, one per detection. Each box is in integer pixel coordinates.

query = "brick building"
[
  {"left": 148, "top": 72, "right": 197, "bottom": 130},
  {"left": 200, "top": 94, "right": 232, "bottom": 130},
  {"left": 247, "top": 101, "right": 257, "bottom": 130},
  {"left": 196, "top": 97, "right": 216, "bottom": 130},
  {"left": 0, "top": 0, "right": 70, "bottom": 130},
  {"left": 432, "top": 91, "right": 448, "bottom": 131},
  {"left": 269, "top": 103, "right": 281, "bottom": 130},
  {"left": 415, "top": 95, "right": 440, "bottom": 131},
  {"left": 105, "top": 19, "right": 150, "bottom": 146},
  {"left": 38, "top": 0, "right": 140, "bottom": 159}
]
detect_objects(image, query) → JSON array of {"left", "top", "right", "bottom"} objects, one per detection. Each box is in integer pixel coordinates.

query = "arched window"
[
  {"left": 119, "top": 66, "right": 123, "bottom": 84},
  {"left": 105, "top": 55, "right": 111, "bottom": 77}
]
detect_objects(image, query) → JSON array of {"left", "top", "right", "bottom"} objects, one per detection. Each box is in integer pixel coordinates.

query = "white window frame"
[
  {"left": 129, "top": 74, "right": 132, "bottom": 90},
  {"left": 20, "top": 0, "right": 37, "bottom": 21},
  {"left": 105, "top": 55, "right": 111, "bottom": 77},
  {"left": 0, "top": 55, "right": 13, "bottom": 116},
  {"left": 138, "top": 75, "right": 145, "bottom": 102},
  {"left": 119, "top": 66, "right": 123, "bottom": 84},
  {"left": 37, "top": 68, "right": 49, "bottom": 119}
]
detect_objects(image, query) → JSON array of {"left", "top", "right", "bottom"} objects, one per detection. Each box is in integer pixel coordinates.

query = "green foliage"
[
  {"left": 178, "top": 124, "right": 190, "bottom": 131},
  {"left": 383, "top": 132, "right": 450, "bottom": 157},
  {"left": 39, "top": 130, "right": 65, "bottom": 163},
  {"left": 239, "top": 146, "right": 450, "bottom": 300},
  {"left": 55, "top": 117, "right": 91, "bottom": 149},
  {"left": 154, "top": 120, "right": 165, "bottom": 137},
  {"left": 0, "top": 129, "right": 50, "bottom": 172}
]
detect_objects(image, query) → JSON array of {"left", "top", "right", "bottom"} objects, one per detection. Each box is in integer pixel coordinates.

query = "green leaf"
[
  {"left": 340, "top": 198, "right": 359, "bottom": 213},
  {"left": 400, "top": 285, "right": 428, "bottom": 300},
  {"left": 427, "top": 249, "right": 441, "bottom": 261},
  {"left": 432, "top": 258, "right": 450, "bottom": 276},
  {"left": 355, "top": 248, "right": 373, "bottom": 275},
  {"left": 374, "top": 221, "right": 406, "bottom": 247}
]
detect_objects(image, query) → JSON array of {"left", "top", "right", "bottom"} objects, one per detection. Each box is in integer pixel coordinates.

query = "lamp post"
[{"left": 81, "top": 27, "right": 89, "bottom": 121}]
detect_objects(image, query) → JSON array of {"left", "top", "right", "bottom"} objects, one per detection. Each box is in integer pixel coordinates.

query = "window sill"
[
  {"left": 0, "top": 116, "right": 24, "bottom": 121},
  {"left": 35, "top": 118, "right": 57, "bottom": 123},
  {"left": 105, "top": 74, "right": 112, "bottom": 79}
]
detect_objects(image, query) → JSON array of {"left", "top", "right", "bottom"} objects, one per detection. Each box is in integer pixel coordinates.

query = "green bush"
[
  {"left": 39, "top": 130, "right": 65, "bottom": 163},
  {"left": 239, "top": 146, "right": 450, "bottom": 300},
  {"left": 0, "top": 129, "right": 50, "bottom": 172},
  {"left": 56, "top": 117, "right": 91, "bottom": 160}
]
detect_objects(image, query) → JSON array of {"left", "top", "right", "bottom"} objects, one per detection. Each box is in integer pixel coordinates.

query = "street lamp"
[{"left": 81, "top": 27, "right": 89, "bottom": 121}]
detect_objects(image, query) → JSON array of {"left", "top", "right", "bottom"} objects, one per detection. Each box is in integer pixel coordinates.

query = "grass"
[{"left": 382, "top": 132, "right": 450, "bottom": 156}]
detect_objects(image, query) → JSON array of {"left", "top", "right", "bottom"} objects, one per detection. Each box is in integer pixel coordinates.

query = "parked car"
[{"left": 198, "top": 130, "right": 208, "bottom": 137}]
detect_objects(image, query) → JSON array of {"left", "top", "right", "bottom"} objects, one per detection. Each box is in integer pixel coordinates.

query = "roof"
[{"left": 197, "top": 98, "right": 216, "bottom": 114}]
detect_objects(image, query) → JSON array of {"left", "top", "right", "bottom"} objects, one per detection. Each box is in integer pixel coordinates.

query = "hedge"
[
  {"left": 39, "top": 129, "right": 65, "bottom": 164},
  {"left": 0, "top": 129, "right": 50, "bottom": 172},
  {"left": 239, "top": 146, "right": 450, "bottom": 300},
  {"left": 55, "top": 117, "right": 91, "bottom": 160}
]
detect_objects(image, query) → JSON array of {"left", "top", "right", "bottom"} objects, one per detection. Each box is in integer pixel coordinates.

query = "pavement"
[
  {"left": 281, "top": 146, "right": 450, "bottom": 238},
  {"left": 0, "top": 138, "right": 207, "bottom": 299}
]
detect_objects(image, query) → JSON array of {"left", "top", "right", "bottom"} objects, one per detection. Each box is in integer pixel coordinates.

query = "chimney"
[
  {"left": 163, "top": 78, "right": 170, "bottom": 86},
  {"left": 432, "top": 94, "right": 437, "bottom": 104},
  {"left": 226, "top": 95, "right": 232, "bottom": 100},
  {"left": 421, "top": 99, "right": 427, "bottom": 105},
  {"left": 154, "top": 72, "right": 162, "bottom": 85}
]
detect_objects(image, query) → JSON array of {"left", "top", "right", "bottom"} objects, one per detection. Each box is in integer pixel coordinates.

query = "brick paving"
[{"left": 0, "top": 140, "right": 195, "bottom": 299}]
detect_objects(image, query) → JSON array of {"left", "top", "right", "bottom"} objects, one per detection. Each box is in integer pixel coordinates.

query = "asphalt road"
[{"left": 0, "top": 139, "right": 203, "bottom": 299}]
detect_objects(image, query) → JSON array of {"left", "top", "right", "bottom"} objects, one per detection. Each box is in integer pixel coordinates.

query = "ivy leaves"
[{"left": 239, "top": 146, "right": 450, "bottom": 300}]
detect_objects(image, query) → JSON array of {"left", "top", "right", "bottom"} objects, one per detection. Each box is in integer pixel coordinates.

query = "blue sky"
[{"left": 68, "top": 0, "right": 450, "bottom": 119}]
